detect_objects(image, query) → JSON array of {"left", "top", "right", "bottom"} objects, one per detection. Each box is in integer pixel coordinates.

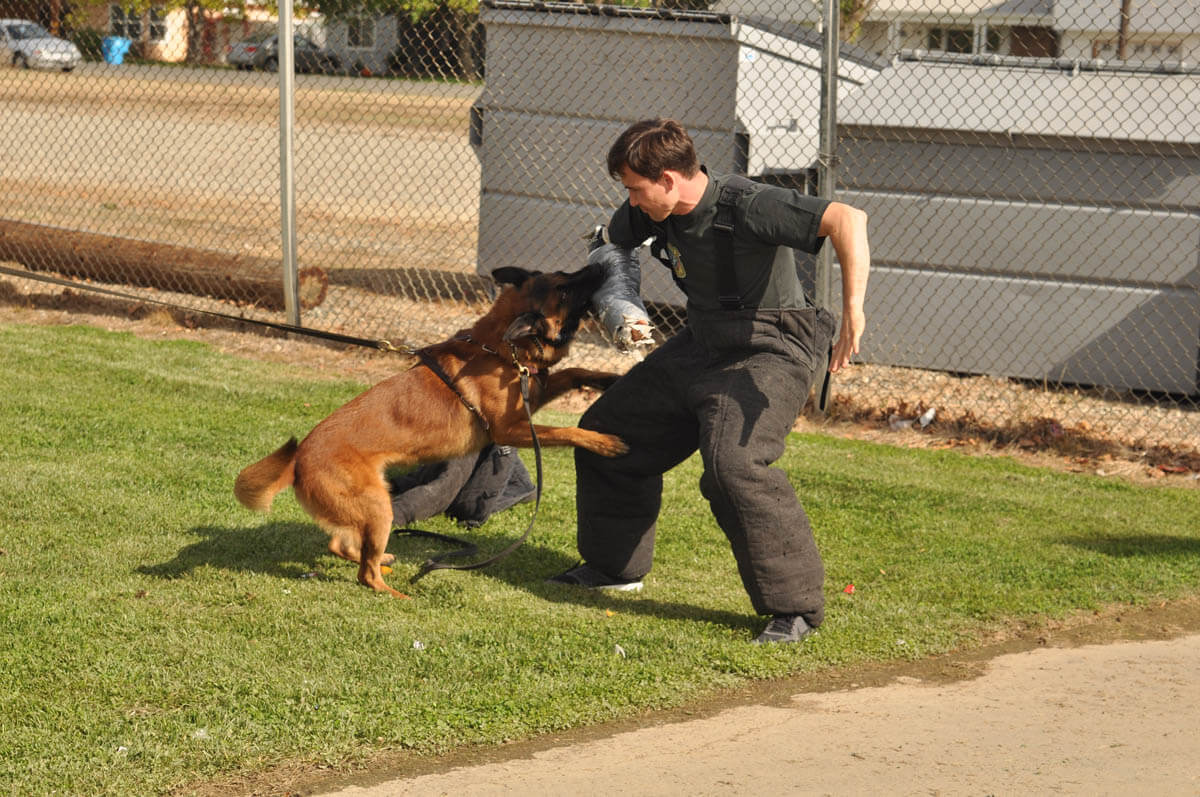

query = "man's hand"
[{"left": 830, "top": 305, "right": 864, "bottom": 373}]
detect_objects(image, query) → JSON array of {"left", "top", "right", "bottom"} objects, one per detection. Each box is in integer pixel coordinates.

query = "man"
[{"left": 548, "top": 118, "right": 870, "bottom": 644}]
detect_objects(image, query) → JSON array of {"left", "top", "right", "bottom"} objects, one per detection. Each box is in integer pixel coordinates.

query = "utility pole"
[{"left": 1117, "top": 0, "right": 1132, "bottom": 60}]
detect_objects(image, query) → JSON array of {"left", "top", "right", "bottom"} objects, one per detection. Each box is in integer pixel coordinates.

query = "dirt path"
[{"left": 315, "top": 623, "right": 1200, "bottom": 796}]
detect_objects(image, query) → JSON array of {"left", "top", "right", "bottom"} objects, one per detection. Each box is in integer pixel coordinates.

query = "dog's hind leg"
[
  {"left": 320, "top": 517, "right": 398, "bottom": 569},
  {"left": 356, "top": 490, "right": 407, "bottom": 598},
  {"left": 296, "top": 464, "right": 397, "bottom": 570},
  {"left": 326, "top": 530, "right": 362, "bottom": 564}
]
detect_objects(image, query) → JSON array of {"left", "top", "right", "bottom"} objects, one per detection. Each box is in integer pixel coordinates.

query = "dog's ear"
[
  {"left": 566, "top": 262, "right": 608, "bottom": 291},
  {"left": 503, "top": 312, "right": 542, "bottom": 342},
  {"left": 491, "top": 267, "right": 536, "bottom": 289}
]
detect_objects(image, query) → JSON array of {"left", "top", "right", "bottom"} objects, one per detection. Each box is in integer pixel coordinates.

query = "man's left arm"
[{"left": 817, "top": 201, "right": 870, "bottom": 372}]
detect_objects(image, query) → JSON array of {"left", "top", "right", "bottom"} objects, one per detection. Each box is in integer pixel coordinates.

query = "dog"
[{"left": 234, "top": 264, "right": 628, "bottom": 597}]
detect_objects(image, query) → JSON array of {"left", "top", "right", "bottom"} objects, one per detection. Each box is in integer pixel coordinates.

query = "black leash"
[
  {"left": 395, "top": 527, "right": 479, "bottom": 562},
  {"left": 817, "top": 339, "right": 834, "bottom": 414},
  {"left": 1, "top": 263, "right": 545, "bottom": 578}
]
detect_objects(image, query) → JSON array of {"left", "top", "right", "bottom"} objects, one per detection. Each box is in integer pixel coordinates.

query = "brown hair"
[{"left": 606, "top": 118, "right": 700, "bottom": 181}]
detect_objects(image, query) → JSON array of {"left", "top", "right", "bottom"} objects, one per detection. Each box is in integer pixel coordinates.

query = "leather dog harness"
[{"left": 404, "top": 333, "right": 546, "bottom": 582}]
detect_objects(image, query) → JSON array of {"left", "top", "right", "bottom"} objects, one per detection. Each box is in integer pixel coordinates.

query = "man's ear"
[
  {"left": 492, "top": 267, "right": 535, "bottom": 289},
  {"left": 658, "top": 170, "right": 678, "bottom": 191}
]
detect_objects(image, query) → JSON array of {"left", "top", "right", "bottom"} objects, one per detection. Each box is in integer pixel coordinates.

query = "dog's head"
[{"left": 491, "top": 263, "right": 606, "bottom": 363}]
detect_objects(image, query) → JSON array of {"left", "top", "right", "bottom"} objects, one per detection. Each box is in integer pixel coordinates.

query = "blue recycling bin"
[{"left": 101, "top": 36, "right": 131, "bottom": 64}]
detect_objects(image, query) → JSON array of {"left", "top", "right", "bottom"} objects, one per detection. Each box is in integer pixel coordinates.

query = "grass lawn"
[{"left": 3, "top": 322, "right": 1199, "bottom": 795}]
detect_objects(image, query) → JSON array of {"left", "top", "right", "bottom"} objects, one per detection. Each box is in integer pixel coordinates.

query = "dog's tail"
[{"left": 234, "top": 438, "right": 299, "bottom": 513}]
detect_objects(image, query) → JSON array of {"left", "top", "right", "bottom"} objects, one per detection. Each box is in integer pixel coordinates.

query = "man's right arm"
[
  {"left": 817, "top": 202, "right": 870, "bottom": 373},
  {"left": 607, "top": 200, "right": 652, "bottom": 248}
]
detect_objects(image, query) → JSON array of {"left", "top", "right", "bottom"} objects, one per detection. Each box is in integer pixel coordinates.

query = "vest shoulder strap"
[{"left": 712, "top": 174, "right": 757, "bottom": 310}]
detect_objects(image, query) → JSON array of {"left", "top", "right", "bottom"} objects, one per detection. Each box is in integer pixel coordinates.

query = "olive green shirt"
[{"left": 608, "top": 169, "right": 830, "bottom": 312}]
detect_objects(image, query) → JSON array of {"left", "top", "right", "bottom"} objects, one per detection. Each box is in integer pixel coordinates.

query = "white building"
[
  {"left": 1054, "top": 0, "right": 1199, "bottom": 64},
  {"left": 714, "top": 0, "right": 1199, "bottom": 65}
]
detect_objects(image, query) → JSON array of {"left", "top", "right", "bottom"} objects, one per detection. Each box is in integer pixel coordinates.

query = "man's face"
[{"left": 619, "top": 166, "right": 677, "bottom": 222}]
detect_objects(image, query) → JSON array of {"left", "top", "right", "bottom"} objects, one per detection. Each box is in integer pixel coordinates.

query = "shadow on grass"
[
  {"left": 141, "top": 522, "right": 757, "bottom": 635},
  {"left": 530, "top": 581, "right": 760, "bottom": 637},
  {"left": 1058, "top": 534, "right": 1200, "bottom": 558},
  {"left": 394, "top": 527, "right": 758, "bottom": 635},
  {"left": 138, "top": 522, "right": 332, "bottom": 581}
]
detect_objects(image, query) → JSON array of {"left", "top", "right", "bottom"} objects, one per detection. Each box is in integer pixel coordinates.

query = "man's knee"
[{"left": 699, "top": 443, "right": 774, "bottom": 502}]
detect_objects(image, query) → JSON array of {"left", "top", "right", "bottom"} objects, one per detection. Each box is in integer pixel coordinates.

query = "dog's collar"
[
  {"left": 452, "top": 332, "right": 502, "bottom": 356},
  {"left": 454, "top": 333, "right": 543, "bottom": 374}
]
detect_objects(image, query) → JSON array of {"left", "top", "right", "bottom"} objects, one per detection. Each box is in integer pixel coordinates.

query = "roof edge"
[
  {"left": 482, "top": 0, "right": 731, "bottom": 25},
  {"left": 897, "top": 49, "right": 1200, "bottom": 76}
]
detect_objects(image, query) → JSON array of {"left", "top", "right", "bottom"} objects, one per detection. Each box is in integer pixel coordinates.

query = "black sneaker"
[
  {"left": 546, "top": 562, "right": 643, "bottom": 592},
  {"left": 752, "top": 614, "right": 815, "bottom": 645}
]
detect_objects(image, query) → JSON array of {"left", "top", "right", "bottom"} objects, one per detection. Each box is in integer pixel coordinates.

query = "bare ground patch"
[{"left": 2, "top": 268, "right": 1197, "bottom": 489}]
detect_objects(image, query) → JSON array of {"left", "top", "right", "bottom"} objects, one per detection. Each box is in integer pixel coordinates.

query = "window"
[
  {"left": 110, "top": 5, "right": 142, "bottom": 39},
  {"left": 927, "top": 27, "right": 974, "bottom": 54},
  {"left": 347, "top": 14, "right": 375, "bottom": 49},
  {"left": 946, "top": 28, "right": 972, "bottom": 53},
  {"left": 148, "top": 6, "right": 166, "bottom": 42},
  {"left": 926, "top": 26, "right": 999, "bottom": 54},
  {"left": 7, "top": 21, "right": 50, "bottom": 39}
]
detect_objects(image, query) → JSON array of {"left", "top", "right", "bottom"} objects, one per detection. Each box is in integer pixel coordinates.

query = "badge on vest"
[{"left": 667, "top": 242, "right": 685, "bottom": 280}]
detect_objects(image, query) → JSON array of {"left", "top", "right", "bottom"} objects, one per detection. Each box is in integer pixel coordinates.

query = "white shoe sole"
[{"left": 594, "top": 581, "right": 643, "bottom": 592}]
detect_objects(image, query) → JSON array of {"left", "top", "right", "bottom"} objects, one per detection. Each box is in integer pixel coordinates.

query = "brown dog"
[{"left": 234, "top": 264, "right": 627, "bottom": 597}]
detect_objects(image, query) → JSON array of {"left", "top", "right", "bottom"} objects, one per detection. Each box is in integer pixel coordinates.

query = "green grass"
[{"left": 3, "top": 323, "right": 1199, "bottom": 795}]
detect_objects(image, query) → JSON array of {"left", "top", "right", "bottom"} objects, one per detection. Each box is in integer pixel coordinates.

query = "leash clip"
[{"left": 515, "top": 361, "right": 531, "bottom": 397}]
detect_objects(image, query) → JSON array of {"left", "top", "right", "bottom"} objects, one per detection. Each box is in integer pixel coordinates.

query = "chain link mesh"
[{"left": 2, "top": 0, "right": 1197, "bottom": 454}]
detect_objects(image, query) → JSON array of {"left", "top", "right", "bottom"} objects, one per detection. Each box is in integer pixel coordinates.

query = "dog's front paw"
[{"left": 590, "top": 433, "right": 630, "bottom": 457}]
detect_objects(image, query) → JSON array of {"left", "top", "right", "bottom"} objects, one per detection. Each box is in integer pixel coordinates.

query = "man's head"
[
  {"left": 607, "top": 118, "right": 701, "bottom": 222},
  {"left": 607, "top": 118, "right": 699, "bottom": 182}
]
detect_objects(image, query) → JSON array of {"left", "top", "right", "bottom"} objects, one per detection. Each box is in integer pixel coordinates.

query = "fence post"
[
  {"left": 816, "top": 0, "right": 840, "bottom": 315},
  {"left": 279, "top": 0, "right": 301, "bottom": 326}
]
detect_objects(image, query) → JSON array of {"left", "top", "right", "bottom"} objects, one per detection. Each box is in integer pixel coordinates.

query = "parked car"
[
  {"left": 0, "top": 18, "right": 82, "bottom": 71},
  {"left": 226, "top": 32, "right": 342, "bottom": 74}
]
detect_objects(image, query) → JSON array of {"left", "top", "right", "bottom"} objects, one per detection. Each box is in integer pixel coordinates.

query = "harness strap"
[
  {"left": 712, "top": 175, "right": 756, "bottom": 311},
  {"left": 415, "top": 349, "right": 490, "bottom": 432}
]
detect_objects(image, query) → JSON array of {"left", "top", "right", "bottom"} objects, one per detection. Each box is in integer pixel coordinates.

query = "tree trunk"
[{"left": 0, "top": 219, "right": 328, "bottom": 311}]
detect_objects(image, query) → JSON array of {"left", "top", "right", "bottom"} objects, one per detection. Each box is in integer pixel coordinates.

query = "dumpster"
[{"left": 101, "top": 36, "right": 131, "bottom": 64}]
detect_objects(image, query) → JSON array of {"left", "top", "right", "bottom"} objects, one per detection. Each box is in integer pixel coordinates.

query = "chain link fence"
[{"left": 2, "top": 0, "right": 1197, "bottom": 458}]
